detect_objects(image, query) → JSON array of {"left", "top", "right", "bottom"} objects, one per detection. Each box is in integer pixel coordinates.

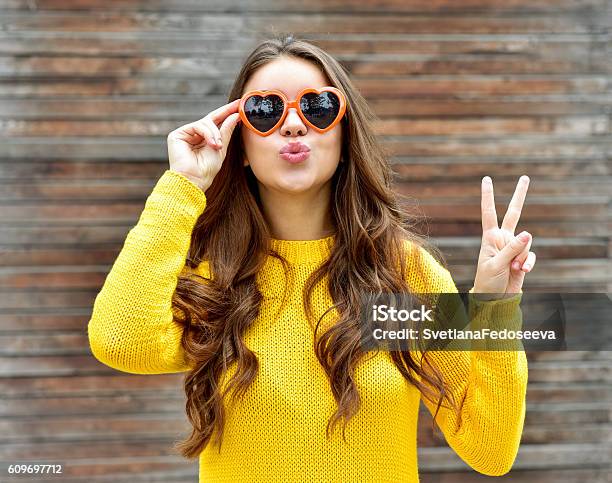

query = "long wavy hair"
[{"left": 172, "top": 34, "right": 460, "bottom": 458}]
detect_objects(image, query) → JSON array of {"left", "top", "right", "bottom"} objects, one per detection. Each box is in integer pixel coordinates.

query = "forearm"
[
  {"left": 88, "top": 170, "right": 206, "bottom": 374},
  {"left": 420, "top": 292, "right": 528, "bottom": 476}
]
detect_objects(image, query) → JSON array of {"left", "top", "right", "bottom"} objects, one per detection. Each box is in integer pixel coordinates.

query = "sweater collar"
[{"left": 269, "top": 234, "right": 335, "bottom": 265}]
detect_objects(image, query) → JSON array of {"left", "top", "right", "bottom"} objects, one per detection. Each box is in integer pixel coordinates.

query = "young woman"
[{"left": 88, "top": 35, "right": 536, "bottom": 482}]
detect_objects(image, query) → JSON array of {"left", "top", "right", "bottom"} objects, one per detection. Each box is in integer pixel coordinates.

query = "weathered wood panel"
[{"left": 0, "top": 0, "right": 610, "bottom": 481}]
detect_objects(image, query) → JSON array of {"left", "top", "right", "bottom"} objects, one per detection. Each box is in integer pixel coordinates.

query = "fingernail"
[
  {"left": 518, "top": 231, "right": 530, "bottom": 242},
  {"left": 512, "top": 261, "right": 520, "bottom": 270},
  {"left": 524, "top": 263, "right": 531, "bottom": 270}
]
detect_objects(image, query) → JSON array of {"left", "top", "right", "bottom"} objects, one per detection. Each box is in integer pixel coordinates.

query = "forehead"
[{"left": 243, "top": 57, "right": 329, "bottom": 98}]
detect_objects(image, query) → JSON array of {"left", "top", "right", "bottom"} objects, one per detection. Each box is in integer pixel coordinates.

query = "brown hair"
[{"left": 171, "top": 34, "right": 460, "bottom": 458}]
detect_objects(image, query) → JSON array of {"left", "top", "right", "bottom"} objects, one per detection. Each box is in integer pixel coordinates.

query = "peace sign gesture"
[{"left": 472, "top": 175, "right": 536, "bottom": 301}]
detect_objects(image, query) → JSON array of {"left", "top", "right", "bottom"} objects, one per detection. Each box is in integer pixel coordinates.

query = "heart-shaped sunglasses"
[{"left": 238, "top": 86, "right": 347, "bottom": 136}]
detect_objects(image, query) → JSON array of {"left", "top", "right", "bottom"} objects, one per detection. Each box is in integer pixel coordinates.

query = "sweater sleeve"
[
  {"left": 410, "top": 244, "right": 528, "bottom": 476},
  {"left": 87, "top": 169, "right": 207, "bottom": 375}
]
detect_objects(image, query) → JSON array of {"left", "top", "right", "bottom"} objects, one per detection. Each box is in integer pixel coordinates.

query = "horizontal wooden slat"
[
  {"left": 425, "top": 221, "right": 610, "bottom": 238},
  {"left": 0, "top": 374, "right": 183, "bottom": 397},
  {"left": 0, "top": 116, "right": 609, "bottom": 138},
  {"left": 0, "top": 333, "right": 91, "bottom": 355},
  {"left": 3, "top": 438, "right": 606, "bottom": 471},
  {"left": 0, "top": 394, "right": 184, "bottom": 417},
  {"left": 0, "top": 203, "right": 146, "bottom": 222},
  {"left": 4, "top": 198, "right": 605, "bottom": 223},
  {"left": 0, "top": 456, "right": 197, "bottom": 482},
  {"left": 1, "top": 397, "right": 609, "bottom": 447},
  {"left": 1, "top": 53, "right": 610, "bottom": 77},
  {"left": 0, "top": 77, "right": 609, "bottom": 98},
  {"left": 420, "top": 468, "right": 610, "bottom": 483},
  {"left": 527, "top": 381, "right": 612, "bottom": 403},
  {"left": 0, "top": 159, "right": 608, "bottom": 181},
  {"left": 0, "top": 359, "right": 605, "bottom": 397},
  {"left": 0, "top": 238, "right": 605, "bottom": 269},
  {"left": 417, "top": 200, "right": 609, "bottom": 220},
  {"left": 526, "top": 351, "right": 612, "bottom": 362},
  {"left": 393, "top": 159, "right": 611, "bottom": 177},
  {"left": 0, "top": 249, "right": 126, "bottom": 269},
  {"left": 0, "top": 290, "right": 99, "bottom": 310},
  {"left": 3, "top": 383, "right": 608, "bottom": 418},
  {"left": 422, "top": 422, "right": 612, "bottom": 446},
  {"left": 1, "top": 98, "right": 610, "bottom": 120},
  {"left": 0, "top": 139, "right": 609, "bottom": 161},
  {"left": 437, "top": 237, "right": 607, "bottom": 261},
  {"left": 0, "top": 439, "right": 183, "bottom": 459},
  {"left": 0, "top": 35, "right": 607, "bottom": 63},
  {"left": 0, "top": 355, "right": 117, "bottom": 377},
  {"left": 1, "top": 257, "right": 609, "bottom": 286},
  {"left": 0, "top": 414, "right": 191, "bottom": 443},
  {"left": 450, "top": 259, "right": 611, "bottom": 283},
  {"left": 1, "top": 179, "right": 609, "bottom": 202},
  {"left": 0, "top": 0, "right": 607, "bottom": 14},
  {"left": 1, "top": 12, "right": 610, "bottom": 35},
  {"left": 387, "top": 138, "right": 611, "bottom": 159},
  {"left": 0, "top": 226, "right": 131, "bottom": 244},
  {"left": 1, "top": 353, "right": 609, "bottom": 379},
  {"left": 373, "top": 98, "right": 611, "bottom": 116},
  {"left": 0, "top": 261, "right": 608, "bottom": 299},
  {"left": 418, "top": 443, "right": 612, "bottom": 471}
]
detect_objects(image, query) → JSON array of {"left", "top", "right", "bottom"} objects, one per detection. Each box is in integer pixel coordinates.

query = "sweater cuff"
[{"left": 467, "top": 287, "right": 524, "bottom": 351}]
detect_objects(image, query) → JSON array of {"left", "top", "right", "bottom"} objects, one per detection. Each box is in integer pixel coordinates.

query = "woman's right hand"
[{"left": 167, "top": 98, "right": 242, "bottom": 192}]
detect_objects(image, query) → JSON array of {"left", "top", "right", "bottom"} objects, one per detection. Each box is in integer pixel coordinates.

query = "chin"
[{"left": 273, "top": 178, "right": 318, "bottom": 193}]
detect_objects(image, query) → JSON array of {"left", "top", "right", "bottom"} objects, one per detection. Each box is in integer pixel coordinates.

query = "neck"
[{"left": 258, "top": 181, "right": 334, "bottom": 241}]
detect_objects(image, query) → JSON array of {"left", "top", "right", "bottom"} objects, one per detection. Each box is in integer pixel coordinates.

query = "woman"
[{"left": 88, "top": 35, "right": 535, "bottom": 482}]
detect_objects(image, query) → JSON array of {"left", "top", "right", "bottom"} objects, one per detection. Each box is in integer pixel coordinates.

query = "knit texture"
[{"left": 88, "top": 169, "right": 528, "bottom": 482}]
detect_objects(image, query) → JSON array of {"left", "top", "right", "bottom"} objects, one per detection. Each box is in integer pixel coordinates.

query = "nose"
[{"left": 279, "top": 107, "right": 307, "bottom": 136}]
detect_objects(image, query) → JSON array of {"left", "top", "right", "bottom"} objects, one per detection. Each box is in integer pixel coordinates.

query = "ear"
[{"left": 243, "top": 157, "right": 250, "bottom": 167}]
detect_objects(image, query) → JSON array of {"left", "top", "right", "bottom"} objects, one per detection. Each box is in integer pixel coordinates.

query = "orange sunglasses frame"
[{"left": 238, "top": 86, "right": 347, "bottom": 137}]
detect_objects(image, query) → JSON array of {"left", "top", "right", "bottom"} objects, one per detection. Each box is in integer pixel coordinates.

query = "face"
[{"left": 240, "top": 56, "right": 343, "bottom": 195}]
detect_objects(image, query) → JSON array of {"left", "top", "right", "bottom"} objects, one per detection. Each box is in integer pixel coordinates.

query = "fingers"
[
  {"left": 180, "top": 118, "right": 219, "bottom": 150},
  {"left": 170, "top": 99, "right": 241, "bottom": 151},
  {"left": 198, "top": 118, "right": 222, "bottom": 149},
  {"left": 497, "top": 230, "right": 532, "bottom": 267},
  {"left": 481, "top": 176, "right": 498, "bottom": 233},
  {"left": 219, "top": 112, "right": 242, "bottom": 140},
  {"left": 182, "top": 123, "right": 213, "bottom": 148},
  {"left": 193, "top": 99, "right": 241, "bottom": 149},
  {"left": 523, "top": 251, "right": 536, "bottom": 272},
  {"left": 501, "top": 175, "right": 530, "bottom": 233},
  {"left": 511, "top": 233, "right": 533, "bottom": 272},
  {"left": 208, "top": 98, "right": 241, "bottom": 125}
]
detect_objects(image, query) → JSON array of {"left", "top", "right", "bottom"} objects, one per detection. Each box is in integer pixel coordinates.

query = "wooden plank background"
[{"left": 0, "top": 1, "right": 610, "bottom": 481}]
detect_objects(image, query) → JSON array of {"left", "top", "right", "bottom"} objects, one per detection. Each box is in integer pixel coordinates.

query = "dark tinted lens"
[
  {"left": 244, "top": 94, "right": 284, "bottom": 133},
  {"left": 300, "top": 91, "right": 341, "bottom": 129}
]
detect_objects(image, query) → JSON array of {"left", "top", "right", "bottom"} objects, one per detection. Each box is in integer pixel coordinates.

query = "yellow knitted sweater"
[{"left": 88, "top": 169, "right": 528, "bottom": 482}]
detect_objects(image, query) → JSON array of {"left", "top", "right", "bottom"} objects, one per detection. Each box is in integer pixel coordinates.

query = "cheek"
[
  {"left": 320, "top": 128, "right": 342, "bottom": 157},
  {"left": 242, "top": 131, "right": 271, "bottom": 162}
]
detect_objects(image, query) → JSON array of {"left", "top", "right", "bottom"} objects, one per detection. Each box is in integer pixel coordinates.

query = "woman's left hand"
[{"left": 472, "top": 175, "right": 536, "bottom": 301}]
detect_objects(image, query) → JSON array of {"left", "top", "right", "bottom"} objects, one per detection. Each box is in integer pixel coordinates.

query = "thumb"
[
  {"left": 220, "top": 112, "right": 241, "bottom": 141},
  {"left": 497, "top": 231, "right": 531, "bottom": 267}
]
